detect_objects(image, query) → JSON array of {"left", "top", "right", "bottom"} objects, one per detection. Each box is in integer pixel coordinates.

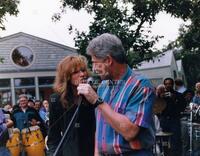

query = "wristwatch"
[{"left": 94, "top": 97, "right": 104, "bottom": 108}]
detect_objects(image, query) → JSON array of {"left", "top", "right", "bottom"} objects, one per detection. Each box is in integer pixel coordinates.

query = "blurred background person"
[
  {"left": 27, "top": 99, "right": 35, "bottom": 108},
  {"left": 39, "top": 100, "right": 49, "bottom": 126},
  {"left": 175, "top": 78, "right": 187, "bottom": 94},
  {"left": 11, "top": 94, "right": 46, "bottom": 137},
  {"left": 192, "top": 82, "right": 200, "bottom": 105},
  {"left": 34, "top": 100, "right": 42, "bottom": 112},
  {"left": 160, "top": 77, "right": 186, "bottom": 156},
  {"left": 0, "top": 108, "right": 13, "bottom": 156}
]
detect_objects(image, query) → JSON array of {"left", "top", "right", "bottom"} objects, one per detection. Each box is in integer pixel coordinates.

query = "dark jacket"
[
  {"left": 11, "top": 106, "right": 47, "bottom": 137},
  {"left": 161, "top": 90, "right": 187, "bottom": 119},
  {"left": 47, "top": 93, "right": 96, "bottom": 156}
]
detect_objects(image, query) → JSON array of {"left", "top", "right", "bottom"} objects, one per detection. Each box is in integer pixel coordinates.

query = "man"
[
  {"left": 11, "top": 94, "right": 46, "bottom": 137},
  {"left": 0, "top": 108, "right": 13, "bottom": 156},
  {"left": 77, "top": 33, "right": 155, "bottom": 156},
  {"left": 160, "top": 78, "right": 186, "bottom": 156},
  {"left": 174, "top": 79, "right": 187, "bottom": 94}
]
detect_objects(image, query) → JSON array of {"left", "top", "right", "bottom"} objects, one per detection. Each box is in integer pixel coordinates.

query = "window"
[
  {"left": 38, "top": 77, "right": 55, "bottom": 86},
  {"left": 14, "top": 78, "right": 35, "bottom": 87},
  {"left": 0, "top": 79, "right": 11, "bottom": 106},
  {"left": 0, "top": 79, "right": 10, "bottom": 88},
  {"left": 14, "top": 78, "right": 35, "bottom": 103},
  {"left": 11, "top": 46, "right": 34, "bottom": 67},
  {"left": 38, "top": 77, "right": 54, "bottom": 101},
  {"left": 0, "top": 90, "right": 12, "bottom": 106}
]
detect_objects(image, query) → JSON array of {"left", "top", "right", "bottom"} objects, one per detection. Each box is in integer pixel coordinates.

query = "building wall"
[
  {"left": 0, "top": 34, "right": 75, "bottom": 72},
  {"left": 134, "top": 66, "right": 173, "bottom": 86},
  {"left": 134, "top": 50, "right": 180, "bottom": 87},
  {"left": 0, "top": 33, "right": 77, "bottom": 106}
]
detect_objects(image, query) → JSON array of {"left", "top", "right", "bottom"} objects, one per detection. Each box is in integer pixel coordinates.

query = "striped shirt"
[{"left": 96, "top": 66, "right": 155, "bottom": 155}]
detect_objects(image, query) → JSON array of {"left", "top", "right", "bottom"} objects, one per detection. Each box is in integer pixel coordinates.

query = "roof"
[
  {"left": 0, "top": 32, "right": 77, "bottom": 52},
  {"left": 135, "top": 50, "right": 174, "bottom": 70}
]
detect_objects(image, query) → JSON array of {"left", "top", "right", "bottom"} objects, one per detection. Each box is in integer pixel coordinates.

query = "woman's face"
[{"left": 70, "top": 67, "right": 88, "bottom": 86}]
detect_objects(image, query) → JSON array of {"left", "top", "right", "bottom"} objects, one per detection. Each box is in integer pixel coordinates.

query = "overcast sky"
[{"left": 0, "top": 0, "right": 185, "bottom": 50}]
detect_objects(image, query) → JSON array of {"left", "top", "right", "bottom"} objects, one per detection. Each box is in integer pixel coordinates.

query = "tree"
[
  {"left": 0, "top": 0, "right": 19, "bottom": 30},
  {"left": 0, "top": 0, "right": 19, "bottom": 62},
  {"left": 56, "top": 0, "right": 200, "bottom": 86},
  {"left": 164, "top": 1, "right": 200, "bottom": 88},
  {"left": 54, "top": 0, "right": 164, "bottom": 67}
]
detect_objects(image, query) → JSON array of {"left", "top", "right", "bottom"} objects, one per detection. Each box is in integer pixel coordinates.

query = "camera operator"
[{"left": 160, "top": 77, "right": 186, "bottom": 156}]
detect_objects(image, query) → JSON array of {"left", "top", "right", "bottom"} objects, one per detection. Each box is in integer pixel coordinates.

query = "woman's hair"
[
  {"left": 156, "top": 84, "right": 165, "bottom": 96},
  {"left": 53, "top": 55, "right": 89, "bottom": 108}
]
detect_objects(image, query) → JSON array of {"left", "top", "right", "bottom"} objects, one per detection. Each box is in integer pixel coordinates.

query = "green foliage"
[
  {"left": 58, "top": 0, "right": 163, "bottom": 67},
  {"left": 164, "top": 1, "right": 200, "bottom": 87},
  {"left": 182, "top": 54, "right": 200, "bottom": 89},
  {"left": 0, "top": 0, "right": 19, "bottom": 63},
  {"left": 0, "top": 0, "right": 19, "bottom": 30},
  {"left": 58, "top": 0, "right": 200, "bottom": 85}
]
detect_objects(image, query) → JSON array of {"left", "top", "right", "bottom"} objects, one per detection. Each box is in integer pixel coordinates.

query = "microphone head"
[
  {"left": 87, "top": 77, "right": 94, "bottom": 85},
  {"left": 87, "top": 74, "right": 101, "bottom": 90}
]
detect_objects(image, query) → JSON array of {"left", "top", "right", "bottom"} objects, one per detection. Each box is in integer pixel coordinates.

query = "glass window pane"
[
  {"left": 11, "top": 46, "right": 34, "bottom": 67},
  {"left": 14, "top": 78, "right": 35, "bottom": 87},
  {"left": 0, "top": 90, "right": 12, "bottom": 107},
  {"left": 15, "top": 88, "right": 36, "bottom": 103},
  {"left": 39, "top": 87, "right": 53, "bottom": 101},
  {"left": 38, "top": 77, "right": 55, "bottom": 86},
  {"left": 0, "top": 79, "right": 10, "bottom": 88}
]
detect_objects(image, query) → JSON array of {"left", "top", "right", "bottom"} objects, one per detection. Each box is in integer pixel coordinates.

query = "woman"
[{"left": 46, "top": 55, "right": 96, "bottom": 156}]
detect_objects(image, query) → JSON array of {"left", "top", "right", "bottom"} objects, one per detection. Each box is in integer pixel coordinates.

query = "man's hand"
[
  {"left": 77, "top": 83, "right": 98, "bottom": 104},
  {"left": 5, "top": 119, "right": 13, "bottom": 128}
]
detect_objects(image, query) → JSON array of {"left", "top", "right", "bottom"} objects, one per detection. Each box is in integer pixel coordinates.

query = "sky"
[{"left": 0, "top": 0, "right": 185, "bottom": 50}]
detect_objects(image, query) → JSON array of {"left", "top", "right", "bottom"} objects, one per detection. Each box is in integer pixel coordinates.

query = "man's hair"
[
  {"left": 175, "top": 79, "right": 184, "bottom": 86},
  {"left": 19, "top": 94, "right": 28, "bottom": 100},
  {"left": 86, "top": 33, "right": 127, "bottom": 64},
  {"left": 163, "top": 77, "right": 174, "bottom": 85}
]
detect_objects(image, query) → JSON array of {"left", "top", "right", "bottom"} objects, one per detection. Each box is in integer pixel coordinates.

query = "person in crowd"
[
  {"left": 34, "top": 100, "right": 42, "bottom": 112},
  {"left": 192, "top": 82, "right": 200, "bottom": 105},
  {"left": 153, "top": 84, "right": 166, "bottom": 115},
  {"left": 11, "top": 94, "right": 46, "bottom": 137},
  {"left": 183, "top": 89, "right": 194, "bottom": 106},
  {"left": 0, "top": 108, "right": 13, "bottom": 156},
  {"left": 160, "top": 77, "right": 187, "bottom": 156},
  {"left": 46, "top": 55, "right": 96, "bottom": 156},
  {"left": 3, "top": 104, "right": 13, "bottom": 113},
  {"left": 174, "top": 78, "right": 187, "bottom": 94},
  {"left": 27, "top": 99, "right": 35, "bottom": 108},
  {"left": 39, "top": 100, "right": 49, "bottom": 125},
  {"left": 77, "top": 33, "right": 155, "bottom": 156}
]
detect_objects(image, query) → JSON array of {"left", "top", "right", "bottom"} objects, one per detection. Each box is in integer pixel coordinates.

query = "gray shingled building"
[{"left": 0, "top": 32, "right": 77, "bottom": 106}]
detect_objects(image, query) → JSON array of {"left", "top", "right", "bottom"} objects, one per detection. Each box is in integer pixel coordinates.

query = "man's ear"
[{"left": 106, "top": 55, "right": 113, "bottom": 65}]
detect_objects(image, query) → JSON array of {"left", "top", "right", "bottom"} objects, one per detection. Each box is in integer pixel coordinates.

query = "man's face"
[
  {"left": 91, "top": 55, "right": 110, "bottom": 80},
  {"left": 164, "top": 79, "right": 174, "bottom": 91},
  {"left": 19, "top": 97, "right": 28, "bottom": 109}
]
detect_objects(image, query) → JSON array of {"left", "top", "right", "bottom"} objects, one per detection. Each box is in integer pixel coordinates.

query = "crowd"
[{"left": 0, "top": 33, "right": 200, "bottom": 156}]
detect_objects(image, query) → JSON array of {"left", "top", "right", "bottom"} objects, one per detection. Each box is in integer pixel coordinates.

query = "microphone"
[{"left": 86, "top": 74, "right": 101, "bottom": 91}]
